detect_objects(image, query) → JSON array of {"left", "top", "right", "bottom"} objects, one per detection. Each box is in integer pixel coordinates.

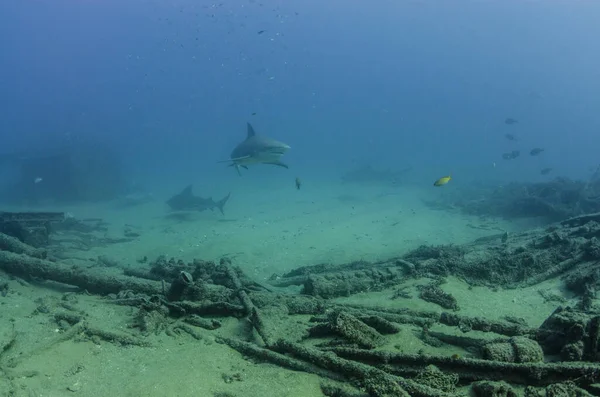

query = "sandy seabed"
[{"left": 0, "top": 182, "right": 565, "bottom": 397}]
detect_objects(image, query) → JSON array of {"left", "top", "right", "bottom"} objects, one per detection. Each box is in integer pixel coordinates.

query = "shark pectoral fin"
[
  {"left": 265, "top": 160, "right": 289, "bottom": 169},
  {"left": 229, "top": 164, "right": 248, "bottom": 176}
]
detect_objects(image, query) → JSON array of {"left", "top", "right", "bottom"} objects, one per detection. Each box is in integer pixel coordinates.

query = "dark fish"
[
  {"left": 295, "top": 177, "right": 301, "bottom": 190},
  {"left": 504, "top": 134, "right": 517, "bottom": 141},
  {"left": 541, "top": 168, "right": 552, "bottom": 175},
  {"left": 251, "top": 112, "right": 257, "bottom": 116},
  {"left": 257, "top": 30, "right": 265, "bottom": 34},
  {"left": 502, "top": 150, "right": 520, "bottom": 160},
  {"left": 505, "top": 118, "right": 518, "bottom": 125},
  {"left": 530, "top": 148, "right": 544, "bottom": 156}
]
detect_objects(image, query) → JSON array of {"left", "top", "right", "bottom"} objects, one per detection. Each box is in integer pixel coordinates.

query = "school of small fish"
[
  {"left": 500, "top": 117, "right": 550, "bottom": 176},
  {"left": 429, "top": 116, "right": 552, "bottom": 188}
]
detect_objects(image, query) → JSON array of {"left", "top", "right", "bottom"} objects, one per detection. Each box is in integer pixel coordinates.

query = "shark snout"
[{"left": 268, "top": 142, "right": 291, "bottom": 154}]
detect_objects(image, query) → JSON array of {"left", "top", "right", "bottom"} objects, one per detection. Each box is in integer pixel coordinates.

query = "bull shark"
[
  {"left": 166, "top": 185, "right": 230, "bottom": 215},
  {"left": 219, "top": 122, "right": 291, "bottom": 175}
]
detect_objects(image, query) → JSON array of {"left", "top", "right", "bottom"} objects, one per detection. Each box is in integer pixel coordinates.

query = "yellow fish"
[{"left": 433, "top": 175, "right": 451, "bottom": 186}]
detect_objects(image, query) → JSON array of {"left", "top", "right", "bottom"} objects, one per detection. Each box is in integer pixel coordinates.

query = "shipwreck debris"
[
  {"left": 3, "top": 210, "right": 600, "bottom": 394},
  {"left": 423, "top": 173, "right": 600, "bottom": 223},
  {"left": 0, "top": 211, "right": 64, "bottom": 247}
]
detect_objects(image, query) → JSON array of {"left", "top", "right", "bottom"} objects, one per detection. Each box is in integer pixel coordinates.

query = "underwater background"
[
  {"left": 2, "top": 0, "right": 600, "bottom": 195},
  {"left": 2, "top": 1, "right": 600, "bottom": 397}
]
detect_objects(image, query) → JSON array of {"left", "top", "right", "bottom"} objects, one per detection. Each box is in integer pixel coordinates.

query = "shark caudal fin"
[{"left": 216, "top": 192, "right": 231, "bottom": 215}]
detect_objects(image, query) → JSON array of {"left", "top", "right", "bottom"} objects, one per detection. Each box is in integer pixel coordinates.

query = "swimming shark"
[
  {"left": 220, "top": 122, "right": 291, "bottom": 175},
  {"left": 166, "top": 185, "right": 230, "bottom": 215}
]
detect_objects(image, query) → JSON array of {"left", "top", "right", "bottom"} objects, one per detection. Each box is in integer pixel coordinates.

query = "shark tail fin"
[{"left": 216, "top": 192, "right": 231, "bottom": 215}]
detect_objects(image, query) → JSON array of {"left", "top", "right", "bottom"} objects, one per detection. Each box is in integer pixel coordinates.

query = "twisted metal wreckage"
[{"left": 2, "top": 211, "right": 600, "bottom": 396}]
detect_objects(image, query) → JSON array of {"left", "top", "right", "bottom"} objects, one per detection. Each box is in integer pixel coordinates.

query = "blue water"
[{"left": 1, "top": 0, "right": 599, "bottom": 204}]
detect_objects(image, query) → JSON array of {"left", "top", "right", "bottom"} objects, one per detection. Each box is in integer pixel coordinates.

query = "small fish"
[
  {"left": 501, "top": 231, "right": 509, "bottom": 243},
  {"left": 541, "top": 168, "right": 552, "bottom": 175},
  {"left": 530, "top": 148, "right": 544, "bottom": 156},
  {"left": 34, "top": 177, "right": 43, "bottom": 184},
  {"left": 505, "top": 118, "right": 518, "bottom": 125},
  {"left": 501, "top": 150, "right": 520, "bottom": 160},
  {"left": 257, "top": 30, "right": 265, "bottom": 35},
  {"left": 433, "top": 175, "right": 451, "bottom": 187},
  {"left": 504, "top": 133, "right": 517, "bottom": 141},
  {"left": 295, "top": 177, "right": 301, "bottom": 190},
  {"left": 251, "top": 112, "right": 257, "bottom": 116}
]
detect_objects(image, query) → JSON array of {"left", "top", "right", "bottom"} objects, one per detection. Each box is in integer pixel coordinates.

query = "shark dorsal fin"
[
  {"left": 246, "top": 123, "right": 256, "bottom": 139},
  {"left": 181, "top": 185, "right": 193, "bottom": 196}
]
